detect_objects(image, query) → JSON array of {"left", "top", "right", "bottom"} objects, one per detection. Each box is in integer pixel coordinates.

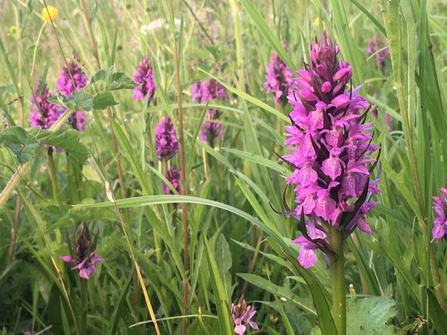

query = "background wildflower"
[
  {"left": 42, "top": 5, "right": 58, "bottom": 22},
  {"left": 163, "top": 166, "right": 181, "bottom": 195},
  {"left": 133, "top": 57, "right": 156, "bottom": 103},
  {"left": 56, "top": 53, "right": 89, "bottom": 131},
  {"left": 29, "top": 81, "right": 65, "bottom": 129},
  {"left": 231, "top": 296, "right": 259, "bottom": 335},
  {"left": 264, "top": 43, "right": 293, "bottom": 106},
  {"left": 60, "top": 222, "right": 104, "bottom": 279},
  {"left": 366, "top": 35, "right": 390, "bottom": 66},
  {"left": 155, "top": 116, "right": 179, "bottom": 160},
  {"left": 199, "top": 109, "right": 224, "bottom": 144},
  {"left": 191, "top": 79, "right": 225, "bottom": 103}
]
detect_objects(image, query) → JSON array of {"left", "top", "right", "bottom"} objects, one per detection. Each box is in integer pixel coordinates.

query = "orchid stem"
[{"left": 329, "top": 226, "right": 346, "bottom": 335}]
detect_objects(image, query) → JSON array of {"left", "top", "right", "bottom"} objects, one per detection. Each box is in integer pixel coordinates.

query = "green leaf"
[
  {"left": 239, "top": 0, "right": 296, "bottom": 71},
  {"left": 215, "top": 234, "right": 232, "bottom": 299},
  {"left": 204, "top": 237, "right": 233, "bottom": 335},
  {"left": 89, "top": 67, "right": 137, "bottom": 91},
  {"left": 282, "top": 250, "right": 337, "bottom": 335},
  {"left": 92, "top": 91, "right": 119, "bottom": 110},
  {"left": 49, "top": 90, "right": 93, "bottom": 112},
  {"left": 346, "top": 296, "right": 397, "bottom": 335},
  {"left": 427, "top": 289, "right": 447, "bottom": 333},
  {"left": 44, "top": 128, "right": 89, "bottom": 164},
  {"left": 1, "top": 127, "right": 38, "bottom": 163}
]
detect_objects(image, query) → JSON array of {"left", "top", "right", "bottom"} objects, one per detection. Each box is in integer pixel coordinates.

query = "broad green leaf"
[
  {"left": 92, "top": 91, "right": 119, "bottom": 110},
  {"left": 346, "top": 296, "right": 397, "bottom": 335},
  {"left": 89, "top": 67, "right": 137, "bottom": 91},
  {"left": 43, "top": 129, "right": 89, "bottom": 164},
  {"left": 49, "top": 90, "right": 93, "bottom": 112},
  {"left": 1, "top": 127, "right": 38, "bottom": 163}
]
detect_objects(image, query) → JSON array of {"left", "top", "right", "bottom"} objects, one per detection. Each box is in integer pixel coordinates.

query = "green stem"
[
  {"left": 329, "top": 227, "right": 346, "bottom": 335},
  {"left": 80, "top": 278, "right": 87, "bottom": 335},
  {"left": 47, "top": 148, "right": 59, "bottom": 203},
  {"left": 67, "top": 154, "right": 81, "bottom": 205},
  {"left": 229, "top": 0, "right": 244, "bottom": 89}
]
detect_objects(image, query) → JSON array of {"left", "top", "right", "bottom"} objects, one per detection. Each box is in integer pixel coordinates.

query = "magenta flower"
[
  {"left": 56, "top": 54, "right": 89, "bottom": 96},
  {"left": 191, "top": 79, "right": 225, "bottom": 103},
  {"left": 60, "top": 222, "right": 104, "bottom": 279},
  {"left": 155, "top": 116, "right": 179, "bottom": 160},
  {"left": 264, "top": 43, "right": 294, "bottom": 106},
  {"left": 231, "top": 296, "right": 259, "bottom": 335},
  {"left": 61, "top": 251, "right": 104, "bottom": 280},
  {"left": 133, "top": 57, "right": 156, "bottom": 103},
  {"left": 56, "top": 54, "right": 89, "bottom": 131},
  {"left": 279, "top": 31, "right": 380, "bottom": 268},
  {"left": 432, "top": 185, "right": 447, "bottom": 242},
  {"left": 385, "top": 112, "right": 393, "bottom": 132},
  {"left": 199, "top": 109, "right": 224, "bottom": 144},
  {"left": 366, "top": 36, "right": 390, "bottom": 66},
  {"left": 29, "top": 81, "right": 65, "bottom": 129},
  {"left": 163, "top": 166, "right": 181, "bottom": 195}
]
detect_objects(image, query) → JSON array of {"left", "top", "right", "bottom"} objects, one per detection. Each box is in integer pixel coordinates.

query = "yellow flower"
[
  {"left": 314, "top": 17, "right": 320, "bottom": 27},
  {"left": 9, "top": 26, "right": 19, "bottom": 36},
  {"left": 42, "top": 6, "right": 58, "bottom": 22}
]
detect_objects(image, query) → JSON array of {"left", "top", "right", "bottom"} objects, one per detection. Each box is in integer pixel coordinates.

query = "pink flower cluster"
[
  {"left": 29, "top": 54, "right": 88, "bottom": 131},
  {"left": 133, "top": 57, "right": 156, "bottom": 103},
  {"left": 191, "top": 78, "right": 226, "bottom": 144},
  {"left": 155, "top": 116, "right": 179, "bottom": 160},
  {"left": 366, "top": 36, "right": 390, "bottom": 66},
  {"left": 163, "top": 166, "right": 181, "bottom": 195},
  {"left": 61, "top": 222, "right": 104, "bottom": 280},
  {"left": 432, "top": 185, "right": 447, "bottom": 242},
  {"left": 29, "top": 81, "right": 66, "bottom": 129},
  {"left": 264, "top": 43, "right": 294, "bottom": 105},
  {"left": 231, "top": 296, "right": 259, "bottom": 335},
  {"left": 191, "top": 79, "right": 226, "bottom": 103},
  {"left": 282, "top": 32, "right": 380, "bottom": 268},
  {"left": 56, "top": 54, "right": 88, "bottom": 131}
]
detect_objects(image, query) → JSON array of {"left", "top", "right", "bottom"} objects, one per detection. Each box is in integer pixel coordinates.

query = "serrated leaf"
[
  {"left": 44, "top": 128, "right": 89, "bottom": 164},
  {"left": 89, "top": 67, "right": 137, "bottom": 91},
  {"left": 92, "top": 91, "right": 119, "bottom": 110},
  {"left": 49, "top": 90, "right": 93, "bottom": 112},
  {"left": 346, "top": 296, "right": 397, "bottom": 335},
  {"left": 1, "top": 127, "right": 38, "bottom": 163}
]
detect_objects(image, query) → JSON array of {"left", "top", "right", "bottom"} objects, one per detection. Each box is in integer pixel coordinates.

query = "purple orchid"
[
  {"left": 366, "top": 36, "right": 390, "bottom": 66},
  {"left": 56, "top": 53, "right": 89, "bottom": 96},
  {"left": 55, "top": 54, "right": 89, "bottom": 131},
  {"left": 155, "top": 116, "right": 179, "bottom": 160},
  {"left": 133, "top": 57, "right": 156, "bottom": 103},
  {"left": 163, "top": 165, "right": 181, "bottom": 195},
  {"left": 199, "top": 109, "right": 224, "bottom": 144},
  {"left": 29, "top": 81, "right": 65, "bottom": 129},
  {"left": 432, "top": 185, "right": 447, "bottom": 242},
  {"left": 280, "top": 31, "right": 380, "bottom": 268},
  {"left": 231, "top": 296, "right": 259, "bottom": 335},
  {"left": 264, "top": 43, "right": 294, "bottom": 106},
  {"left": 191, "top": 79, "right": 225, "bottom": 103},
  {"left": 61, "top": 222, "right": 104, "bottom": 279}
]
